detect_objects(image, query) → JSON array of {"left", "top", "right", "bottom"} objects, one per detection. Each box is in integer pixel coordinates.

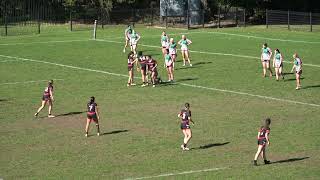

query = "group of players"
[
  {"left": 260, "top": 43, "right": 303, "bottom": 90},
  {"left": 124, "top": 25, "right": 193, "bottom": 87},
  {"left": 33, "top": 26, "right": 307, "bottom": 166}
]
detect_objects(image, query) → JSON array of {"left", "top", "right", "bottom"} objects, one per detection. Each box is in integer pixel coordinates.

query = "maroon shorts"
[{"left": 87, "top": 113, "right": 98, "bottom": 122}]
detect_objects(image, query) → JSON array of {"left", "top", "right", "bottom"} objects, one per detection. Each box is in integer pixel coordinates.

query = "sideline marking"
[
  {"left": 0, "top": 54, "right": 319, "bottom": 108},
  {"left": 0, "top": 79, "right": 64, "bottom": 85},
  {"left": 124, "top": 167, "right": 227, "bottom": 180}
]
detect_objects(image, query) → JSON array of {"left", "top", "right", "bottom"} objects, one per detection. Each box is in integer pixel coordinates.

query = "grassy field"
[{"left": 0, "top": 25, "right": 319, "bottom": 179}]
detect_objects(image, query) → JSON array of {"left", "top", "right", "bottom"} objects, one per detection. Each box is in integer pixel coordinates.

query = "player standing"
[
  {"left": 123, "top": 25, "right": 133, "bottom": 53},
  {"left": 260, "top": 43, "right": 273, "bottom": 77},
  {"left": 253, "top": 118, "right": 271, "bottom": 166},
  {"left": 178, "top": 35, "right": 192, "bottom": 66},
  {"left": 34, "top": 80, "right": 55, "bottom": 118},
  {"left": 146, "top": 56, "right": 158, "bottom": 87},
  {"left": 85, "top": 96, "right": 101, "bottom": 137},
  {"left": 169, "top": 38, "right": 177, "bottom": 69},
  {"left": 291, "top": 53, "right": 303, "bottom": 90},
  {"left": 161, "top": 31, "right": 169, "bottom": 57},
  {"left": 272, "top": 49, "right": 284, "bottom": 81},
  {"left": 129, "top": 30, "right": 140, "bottom": 55},
  {"left": 164, "top": 49, "right": 174, "bottom": 82},
  {"left": 136, "top": 51, "right": 148, "bottom": 87},
  {"left": 178, "top": 103, "right": 194, "bottom": 151},
  {"left": 127, "top": 51, "right": 137, "bottom": 87}
]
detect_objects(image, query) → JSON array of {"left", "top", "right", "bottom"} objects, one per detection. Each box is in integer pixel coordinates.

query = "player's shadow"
[
  {"left": 175, "top": 77, "right": 198, "bottom": 82},
  {"left": 0, "top": 99, "right": 9, "bottom": 102},
  {"left": 283, "top": 72, "right": 294, "bottom": 75},
  {"left": 55, "top": 111, "right": 86, "bottom": 117},
  {"left": 159, "top": 81, "right": 178, "bottom": 87},
  {"left": 271, "top": 157, "right": 310, "bottom": 164},
  {"left": 191, "top": 142, "right": 230, "bottom": 150},
  {"left": 302, "top": 85, "right": 320, "bottom": 89},
  {"left": 192, "top": 61, "right": 213, "bottom": 66},
  {"left": 285, "top": 77, "right": 305, "bottom": 82},
  {"left": 102, "top": 129, "right": 129, "bottom": 135}
]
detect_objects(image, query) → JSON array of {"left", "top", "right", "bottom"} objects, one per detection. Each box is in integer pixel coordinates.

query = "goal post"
[{"left": 93, "top": 20, "right": 97, "bottom": 40}]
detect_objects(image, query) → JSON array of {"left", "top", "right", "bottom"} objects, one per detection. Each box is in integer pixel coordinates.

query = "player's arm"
[
  {"left": 189, "top": 117, "right": 194, "bottom": 125},
  {"left": 265, "top": 131, "right": 270, "bottom": 145},
  {"left": 272, "top": 52, "right": 275, "bottom": 67},
  {"left": 260, "top": 49, "right": 263, "bottom": 61},
  {"left": 136, "top": 34, "right": 141, "bottom": 42},
  {"left": 152, "top": 61, "right": 158, "bottom": 71},
  {"left": 178, "top": 39, "right": 182, "bottom": 45},
  {"left": 95, "top": 106, "right": 100, "bottom": 120},
  {"left": 291, "top": 60, "right": 295, "bottom": 72},
  {"left": 187, "top": 39, "right": 192, "bottom": 45},
  {"left": 269, "top": 48, "right": 272, "bottom": 57}
]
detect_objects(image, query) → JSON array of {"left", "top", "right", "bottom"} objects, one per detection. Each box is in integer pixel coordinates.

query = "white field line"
[
  {"left": 0, "top": 59, "right": 21, "bottom": 63},
  {"left": 0, "top": 54, "right": 319, "bottom": 108},
  {"left": 94, "top": 39, "right": 320, "bottom": 68},
  {"left": 0, "top": 39, "right": 89, "bottom": 46},
  {"left": 0, "top": 79, "right": 64, "bottom": 85},
  {"left": 205, "top": 31, "right": 320, "bottom": 44},
  {"left": 124, "top": 167, "right": 227, "bottom": 180}
]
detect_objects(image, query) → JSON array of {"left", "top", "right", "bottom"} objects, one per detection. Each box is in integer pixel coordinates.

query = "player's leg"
[
  {"left": 131, "top": 69, "right": 136, "bottom": 86},
  {"left": 85, "top": 118, "right": 91, "bottom": 137},
  {"left": 261, "top": 147, "right": 270, "bottom": 164},
  {"left": 184, "top": 129, "right": 192, "bottom": 150},
  {"left": 123, "top": 39, "right": 129, "bottom": 53},
  {"left": 296, "top": 72, "right": 301, "bottom": 89},
  {"left": 48, "top": 100, "right": 54, "bottom": 118},
  {"left": 262, "top": 61, "right": 267, "bottom": 77},
  {"left": 254, "top": 145, "right": 264, "bottom": 165},
  {"left": 127, "top": 69, "right": 132, "bottom": 86},
  {"left": 279, "top": 65, "right": 284, "bottom": 79},
  {"left": 181, "top": 129, "right": 188, "bottom": 150},
  {"left": 267, "top": 61, "right": 273, "bottom": 77},
  {"left": 94, "top": 116, "right": 100, "bottom": 136},
  {"left": 275, "top": 67, "right": 279, "bottom": 80},
  {"left": 181, "top": 51, "right": 186, "bottom": 66},
  {"left": 186, "top": 51, "right": 192, "bottom": 66},
  {"left": 35, "top": 100, "right": 47, "bottom": 117}
]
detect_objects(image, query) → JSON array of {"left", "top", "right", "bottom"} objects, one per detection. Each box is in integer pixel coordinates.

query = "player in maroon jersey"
[
  {"left": 127, "top": 51, "right": 137, "bottom": 87},
  {"left": 136, "top": 51, "right": 148, "bottom": 87},
  {"left": 178, "top": 103, "right": 194, "bottom": 151},
  {"left": 34, "top": 80, "right": 55, "bottom": 118},
  {"left": 253, "top": 118, "right": 271, "bottom": 165},
  {"left": 146, "top": 55, "right": 158, "bottom": 87},
  {"left": 85, "top": 96, "right": 101, "bottom": 137}
]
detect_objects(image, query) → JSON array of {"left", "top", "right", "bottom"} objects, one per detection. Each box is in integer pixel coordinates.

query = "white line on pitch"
[
  {"left": 0, "top": 59, "right": 21, "bottom": 63},
  {"left": 0, "top": 79, "right": 64, "bottom": 85},
  {"left": 0, "top": 39, "right": 89, "bottom": 46},
  {"left": 0, "top": 54, "right": 319, "bottom": 108},
  {"left": 204, "top": 31, "right": 320, "bottom": 44},
  {"left": 94, "top": 39, "right": 320, "bottom": 68},
  {"left": 124, "top": 167, "right": 227, "bottom": 180}
]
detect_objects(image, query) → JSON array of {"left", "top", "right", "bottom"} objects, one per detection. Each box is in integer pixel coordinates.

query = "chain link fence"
[{"left": 1, "top": 0, "right": 319, "bottom": 36}]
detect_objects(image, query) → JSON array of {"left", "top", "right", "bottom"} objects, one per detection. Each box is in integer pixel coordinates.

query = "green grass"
[{"left": 0, "top": 25, "right": 320, "bottom": 179}]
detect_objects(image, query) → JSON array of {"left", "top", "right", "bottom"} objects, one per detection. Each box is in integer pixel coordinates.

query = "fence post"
[
  {"left": 218, "top": 5, "right": 221, "bottom": 28},
  {"left": 187, "top": 9, "right": 190, "bottom": 29},
  {"left": 202, "top": 9, "right": 205, "bottom": 28},
  {"left": 235, "top": 7, "right": 238, "bottom": 27},
  {"left": 266, "top": 9, "right": 268, "bottom": 28},
  {"left": 243, "top": 9, "right": 246, "bottom": 27},
  {"left": 4, "top": 0, "right": 8, "bottom": 36},
  {"left": 287, "top": 10, "right": 290, "bottom": 30},
  {"left": 93, "top": 20, "right": 97, "bottom": 40},
  {"left": 69, "top": 10, "right": 73, "bottom": 31},
  {"left": 37, "top": 7, "right": 41, "bottom": 34},
  {"left": 310, "top": 12, "right": 312, "bottom": 32},
  {"left": 165, "top": 8, "right": 168, "bottom": 29},
  {"left": 151, "top": 8, "right": 154, "bottom": 26}
]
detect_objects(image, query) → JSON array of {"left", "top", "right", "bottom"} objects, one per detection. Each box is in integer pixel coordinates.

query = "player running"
[
  {"left": 169, "top": 38, "right": 177, "bottom": 68},
  {"left": 127, "top": 51, "right": 137, "bottom": 87},
  {"left": 146, "top": 55, "right": 158, "bottom": 87},
  {"left": 178, "top": 35, "right": 192, "bottom": 67},
  {"left": 129, "top": 30, "right": 140, "bottom": 55},
  {"left": 34, "top": 80, "right": 55, "bottom": 118},
  {"left": 272, "top": 49, "right": 284, "bottom": 81},
  {"left": 123, "top": 25, "right": 133, "bottom": 53},
  {"left": 136, "top": 51, "right": 148, "bottom": 87},
  {"left": 291, "top": 53, "right": 303, "bottom": 90},
  {"left": 260, "top": 43, "right": 273, "bottom": 77},
  {"left": 85, "top": 96, "right": 101, "bottom": 137},
  {"left": 161, "top": 31, "right": 169, "bottom": 57},
  {"left": 178, "top": 103, "right": 194, "bottom": 151},
  {"left": 164, "top": 49, "right": 174, "bottom": 82},
  {"left": 253, "top": 118, "right": 271, "bottom": 166}
]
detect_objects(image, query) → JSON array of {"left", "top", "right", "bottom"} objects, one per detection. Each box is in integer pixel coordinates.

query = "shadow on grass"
[
  {"left": 55, "top": 111, "right": 86, "bottom": 117},
  {"left": 285, "top": 77, "right": 305, "bottom": 82},
  {"left": 0, "top": 99, "right": 9, "bottom": 102},
  {"left": 271, "top": 157, "right": 310, "bottom": 164},
  {"left": 175, "top": 77, "right": 198, "bottom": 82},
  {"left": 302, "top": 85, "right": 320, "bottom": 89},
  {"left": 283, "top": 72, "right": 294, "bottom": 76},
  {"left": 192, "top": 61, "right": 213, "bottom": 66},
  {"left": 102, "top": 129, "right": 129, "bottom": 135},
  {"left": 191, "top": 142, "right": 230, "bottom": 150}
]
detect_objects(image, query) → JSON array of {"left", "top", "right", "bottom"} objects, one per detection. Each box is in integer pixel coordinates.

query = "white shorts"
[
  {"left": 262, "top": 54, "right": 270, "bottom": 61},
  {"left": 169, "top": 48, "right": 176, "bottom": 55},
  {"left": 181, "top": 47, "right": 188, "bottom": 51},
  {"left": 162, "top": 41, "right": 168, "bottom": 48},
  {"left": 130, "top": 40, "right": 137, "bottom": 46},
  {"left": 275, "top": 62, "right": 282, "bottom": 68}
]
